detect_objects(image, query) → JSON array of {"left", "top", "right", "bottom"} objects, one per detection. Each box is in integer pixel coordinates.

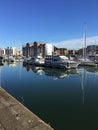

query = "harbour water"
[{"left": 1, "top": 62, "right": 98, "bottom": 130}]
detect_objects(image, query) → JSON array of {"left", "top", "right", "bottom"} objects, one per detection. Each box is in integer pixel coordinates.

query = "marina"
[
  {"left": 0, "top": 0, "right": 98, "bottom": 129},
  {"left": 0, "top": 62, "right": 98, "bottom": 130}
]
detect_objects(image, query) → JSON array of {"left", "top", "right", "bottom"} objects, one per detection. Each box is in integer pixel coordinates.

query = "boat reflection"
[
  {"left": 32, "top": 66, "right": 44, "bottom": 75},
  {"left": 4, "top": 61, "right": 17, "bottom": 67},
  {"left": 44, "top": 67, "right": 79, "bottom": 80},
  {"left": 23, "top": 63, "right": 79, "bottom": 79},
  {"left": 86, "top": 67, "right": 98, "bottom": 74},
  {"left": 23, "top": 64, "right": 44, "bottom": 75}
]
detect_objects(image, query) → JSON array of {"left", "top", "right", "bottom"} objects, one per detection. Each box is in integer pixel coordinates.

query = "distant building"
[
  {"left": 78, "top": 45, "right": 98, "bottom": 56},
  {"left": 12, "top": 47, "right": 17, "bottom": 56},
  {"left": 5, "top": 47, "right": 11, "bottom": 56},
  {"left": 5, "top": 47, "right": 17, "bottom": 56},
  {"left": 87, "top": 45, "right": 98, "bottom": 55},
  {"left": 54, "top": 46, "right": 68, "bottom": 55},
  {"left": 0, "top": 48, "right": 4, "bottom": 56},
  {"left": 68, "top": 50, "right": 78, "bottom": 56}
]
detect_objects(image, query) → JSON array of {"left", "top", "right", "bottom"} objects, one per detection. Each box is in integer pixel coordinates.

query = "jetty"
[{"left": 0, "top": 87, "right": 54, "bottom": 130}]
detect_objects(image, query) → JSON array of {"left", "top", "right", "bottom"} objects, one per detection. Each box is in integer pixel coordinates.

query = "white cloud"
[{"left": 50, "top": 36, "right": 98, "bottom": 50}]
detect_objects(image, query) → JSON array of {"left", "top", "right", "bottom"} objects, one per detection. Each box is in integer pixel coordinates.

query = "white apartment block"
[{"left": 45, "top": 44, "right": 53, "bottom": 56}]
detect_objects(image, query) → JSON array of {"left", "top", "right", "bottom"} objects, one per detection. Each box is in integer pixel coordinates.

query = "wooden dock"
[{"left": 0, "top": 87, "right": 54, "bottom": 130}]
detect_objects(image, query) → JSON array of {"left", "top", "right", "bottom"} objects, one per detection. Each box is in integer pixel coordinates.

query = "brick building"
[{"left": 22, "top": 41, "right": 53, "bottom": 57}]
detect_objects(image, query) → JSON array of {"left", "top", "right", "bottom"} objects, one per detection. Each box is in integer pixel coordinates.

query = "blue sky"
[{"left": 0, "top": 0, "right": 98, "bottom": 50}]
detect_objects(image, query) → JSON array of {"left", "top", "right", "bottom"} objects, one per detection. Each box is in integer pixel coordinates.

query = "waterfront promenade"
[{"left": 0, "top": 87, "right": 54, "bottom": 130}]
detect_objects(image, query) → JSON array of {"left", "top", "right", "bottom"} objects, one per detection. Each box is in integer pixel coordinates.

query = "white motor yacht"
[{"left": 45, "top": 55, "right": 79, "bottom": 69}]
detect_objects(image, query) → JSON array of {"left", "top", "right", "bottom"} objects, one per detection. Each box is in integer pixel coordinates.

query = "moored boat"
[
  {"left": 23, "top": 56, "right": 45, "bottom": 66},
  {"left": 45, "top": 55, "right": 79, "bottom": 69},
  {"left": 78, "top": 58, "right": 97, "bottom": 67}
]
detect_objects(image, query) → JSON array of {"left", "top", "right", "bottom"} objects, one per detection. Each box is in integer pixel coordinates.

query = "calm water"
[{"left": 1, "top": 62, "right": 98, "bottom": 130}]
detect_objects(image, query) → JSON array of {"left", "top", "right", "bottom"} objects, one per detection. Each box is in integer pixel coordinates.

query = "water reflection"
[
  {"left": 23, "top": 63, "right": 44, "bottom": 75},
  {"left": 81, "top": 67, "right": 86, "bottom": 104},
  {"left": 44, "top": 67, "right": 79, "bottom": 80},
  {"left": 86, "top": 67, "right": 98, "bottom": 74},
  {"left": 4, "top": 61, "right": 17, "bottom": 67},
  {"left": 23, "top": 63, "right": 79, "bottom": 79},
  {"left": 1, "top": 62, "right": 98, "bottom": 130},
  {"left": 79, "top": 66, "right": 98, "bottom": 104}
]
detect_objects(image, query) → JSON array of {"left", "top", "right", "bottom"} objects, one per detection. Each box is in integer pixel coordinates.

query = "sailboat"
[{"left": 79, "top": 23, "right": 97, "bottom": 67}]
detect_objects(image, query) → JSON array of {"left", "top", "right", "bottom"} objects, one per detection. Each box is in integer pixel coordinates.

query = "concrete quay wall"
[{"left": 0, "top": 87, "right": 54, "bottom": 130}]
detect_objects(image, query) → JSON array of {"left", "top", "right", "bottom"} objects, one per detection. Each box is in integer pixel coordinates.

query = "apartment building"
[
  {"left": 5, "top": 47, "right": 17, "bottom": 56},
  {"left": 22, "top": 41, "right": 53, "bottom": 57},
  {"left": 54, "top": 46, "right": 68, "bottom": 55},
  {"left": 78, "top": 45, "right": 98, "bottom": 56}
]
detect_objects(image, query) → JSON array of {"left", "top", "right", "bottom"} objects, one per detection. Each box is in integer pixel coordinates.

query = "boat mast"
[{"left": 83, "top": 22, "right": 87, "bottom": 59}]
